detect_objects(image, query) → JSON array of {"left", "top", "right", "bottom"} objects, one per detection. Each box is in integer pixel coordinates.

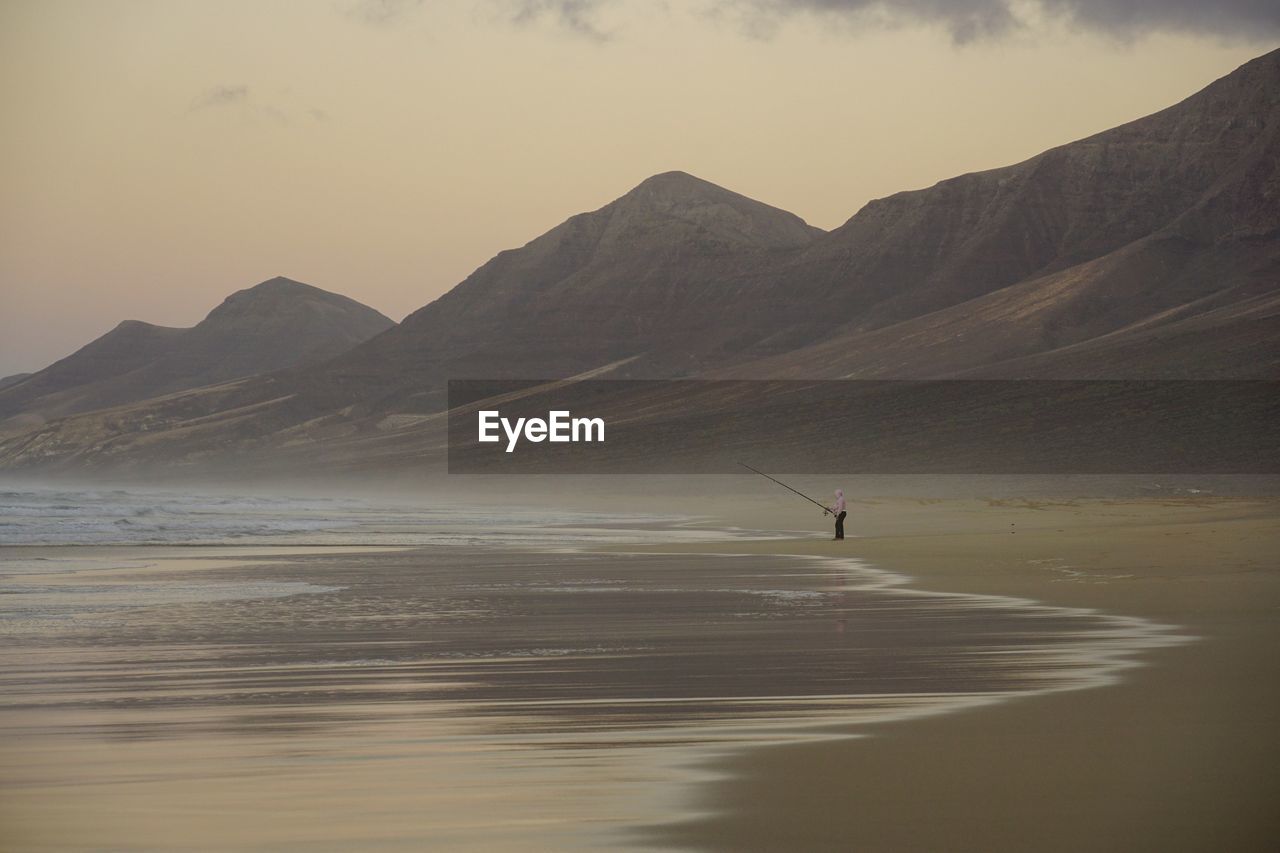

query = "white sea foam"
[{"left": 0, "top": 487, "right": 735, "bottom": 548}]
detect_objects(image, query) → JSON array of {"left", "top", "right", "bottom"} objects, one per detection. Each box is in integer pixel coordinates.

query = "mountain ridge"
[
  {"left": 0, "top": 49, "right": 1276, "bottom": 472},
  {"left": 0, "top": 277, "right": 394, "bottom": 431},
  {"left": 314, "top": 170, "right": 825, "bottom": 411},
  {"left": 745, "top": 46, "right": 1280, "bottom": 344}
]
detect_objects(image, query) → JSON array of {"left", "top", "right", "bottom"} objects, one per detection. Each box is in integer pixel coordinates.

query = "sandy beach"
[
  {"left": 642, "top": 495, "right": 1280, "bottom": 852},
  {"left": 0, "top": 489, "right": 1276, "bottom": 851}
]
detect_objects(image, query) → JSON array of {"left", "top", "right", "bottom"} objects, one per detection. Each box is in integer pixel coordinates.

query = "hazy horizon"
[{"left": 2, "top": 1, "right": 1277, "bottom": 376}]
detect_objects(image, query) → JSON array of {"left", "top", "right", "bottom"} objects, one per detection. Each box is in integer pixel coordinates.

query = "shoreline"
[
  {"left": 4, "top": 531, "right": 1149, "bottom": 852},
  {"left": 633, "top": 496, "right": 1280, "bottom": 852},
  {"left": 2, "top": 495, "right": 1276, "bottom": 851}
]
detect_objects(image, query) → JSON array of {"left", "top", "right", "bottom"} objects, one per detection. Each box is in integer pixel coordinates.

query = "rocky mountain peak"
[{"left": 599, "top": 170, "right": 822, "bottom": 251}]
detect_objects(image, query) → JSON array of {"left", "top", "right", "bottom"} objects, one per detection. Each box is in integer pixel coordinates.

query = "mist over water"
[{"left": 0, "top": 487, "right": 706, "bottom": 547}]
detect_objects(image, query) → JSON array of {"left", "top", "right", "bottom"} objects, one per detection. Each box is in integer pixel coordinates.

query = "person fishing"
[
  {"left": 828, "top": 489, "right": 847, "bottom": 541},
  {"left": 739, "top": 463, "right": 848, "bottom": 541}
]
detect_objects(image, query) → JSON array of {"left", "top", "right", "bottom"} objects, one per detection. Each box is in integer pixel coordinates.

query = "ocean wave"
[{"left": 0, "top": 487, "right": 719, "bottom": 548}]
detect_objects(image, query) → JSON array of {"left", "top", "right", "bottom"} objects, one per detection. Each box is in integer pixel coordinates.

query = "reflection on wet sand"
[{"left": 0, "top": 544, "right": 1180, "bottom": 850}]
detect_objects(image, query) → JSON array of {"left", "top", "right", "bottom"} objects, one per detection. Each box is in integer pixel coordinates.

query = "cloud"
[
  {"left": 722, "top": 0, "right": 1280, "bottom": 44},
  {"left": 727, "top": 0, "right": 1018, "bottom": 43},
  {"left": 502, "top": 0, "right": 615, "bottom": 41},
  {"left": 1041, "top": 0, "right": 1280, "bottom": 41},
  {"left": 190, "top": 85, "right": 250, "bottom": 111},
  {"left": 187, "top": 86, "right": 327, "bottom": 125},
  {"left": 346, "top": 0, "right": 424, "bottom": 27},
  {"left": 338, "top": 0, "right": 1280, "bottom": 44},
  {"left": 341, "top": 0, "right": 613, "bottom": 41}
]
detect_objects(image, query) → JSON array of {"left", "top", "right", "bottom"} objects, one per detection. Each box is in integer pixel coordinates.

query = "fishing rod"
[{"left": 738, "top": 462, "right": 830, "bottom": 515}]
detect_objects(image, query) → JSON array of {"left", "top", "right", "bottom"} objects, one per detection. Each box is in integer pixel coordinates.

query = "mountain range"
[
  {"left": 723, "top": 47, "right": 1280, "bottom": 380},
  {"left": 0, "top": 278, "right": 392, "bottom": 433},
  {"left": 1, "top": 48, "right": 1276, "bottom": 473}
]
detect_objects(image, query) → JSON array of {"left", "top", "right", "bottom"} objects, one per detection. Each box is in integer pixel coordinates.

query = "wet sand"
[
  {"left": 1, "top": 494, "right": 1275, "bottom": 851},
  {"left": 641, "top": 496, "right": 1280, "bottom": 852}
]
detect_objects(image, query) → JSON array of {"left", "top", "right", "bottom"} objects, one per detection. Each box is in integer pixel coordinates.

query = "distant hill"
[
  {"left": 0, "top": 373, "right": 33, "bottom": 391},
  {"left": 0, "top": 49, "right": 1276, "bottom": 473},
  {"left": 0, "top": 277, "right": 393, "bottom": 432},
  {"left": 720, "top": 48, "right": 1280, "bottom": 378},
  {"left": 322, "top": 170, "right": 824, "bottom": 411},
  {"left": 0, "top": 175, "right": 825, "bottom": 470}
]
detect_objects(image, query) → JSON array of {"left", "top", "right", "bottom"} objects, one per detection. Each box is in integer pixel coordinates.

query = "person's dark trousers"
[{"left": 835, "top": 511, "right": 847, "bottom": 539}]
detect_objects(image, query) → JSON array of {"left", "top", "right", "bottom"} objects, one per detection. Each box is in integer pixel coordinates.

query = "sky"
[{"left": 1, "top": 0, "right": 1276, "bottom": 375}]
